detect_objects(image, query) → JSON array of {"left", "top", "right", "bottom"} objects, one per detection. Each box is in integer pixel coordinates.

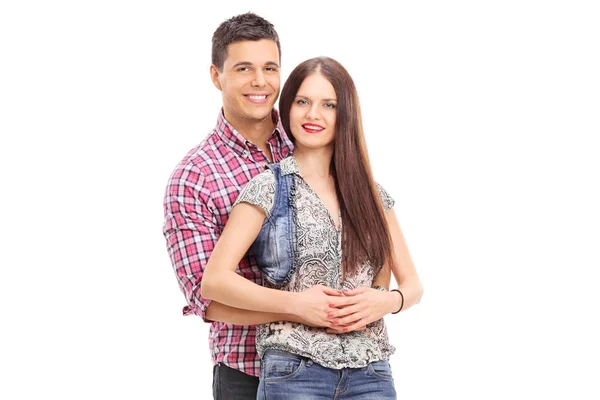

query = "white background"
[{"left": 1, "top": 1, "right": 599, "bottom": 399}]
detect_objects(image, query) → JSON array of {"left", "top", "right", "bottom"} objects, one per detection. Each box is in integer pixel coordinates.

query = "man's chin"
[{"left": 248, "top": 109, "right": 274, "bottom": 122}]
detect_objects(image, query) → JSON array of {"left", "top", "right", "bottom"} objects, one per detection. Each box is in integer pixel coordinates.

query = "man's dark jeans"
[{"left": 213, "top": 363, "right": 259, "bottom": 400}]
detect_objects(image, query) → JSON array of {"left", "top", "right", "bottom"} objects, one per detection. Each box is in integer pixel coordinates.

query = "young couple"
[{"left": 163, "top": 12, "right": 423, "bottom": 400}]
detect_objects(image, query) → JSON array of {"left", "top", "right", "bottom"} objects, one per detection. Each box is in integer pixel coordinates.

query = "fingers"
[
  {"left": 341, "top": 322, "right": 367, "bottom": 333},
  {"left": 326, "top": 322, "right": 367, "bottom": 334},
  {"left": 321, "top": 286, "right": 344, "bottom": 296},
  {"left": 341, "top": 286, "right": 369, "bottom": 296},
  {"left": 328, "top": 304, "right": 358, "bottom": 319},
  {"left": 332, "top": 311, "right": 364, "bottom": 327},
  {"left": 308, "top": 314, "right": 338, "bottom": 329},
  {"left": 327, "top": 295, "right": 357, "bottom": 308}
]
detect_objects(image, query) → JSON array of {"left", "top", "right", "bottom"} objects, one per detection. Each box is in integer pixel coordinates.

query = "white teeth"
[
  {"left": 304, "top": 124, "right": 323, "bottom": 130},
  {"left": 248, "top": 95, "right": 267, "bottom": 100}
]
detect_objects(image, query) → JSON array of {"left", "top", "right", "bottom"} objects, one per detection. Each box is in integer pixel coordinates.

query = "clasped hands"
[{"left": 291, "top": 284, "right": 395, "bottom": 334}]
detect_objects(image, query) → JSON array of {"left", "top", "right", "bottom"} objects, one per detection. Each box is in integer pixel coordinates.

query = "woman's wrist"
[
  {"left": 390, "top": 289, "right": 404, "bottom": 314},
  {"left": 283, "top": 291, "right": 304, "bottom": 316},
  {"left": 374, "top": 286, "right": 402, "bottom": 314}
]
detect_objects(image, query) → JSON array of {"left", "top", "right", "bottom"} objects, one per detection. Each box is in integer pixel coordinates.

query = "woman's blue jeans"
[{"left": 257, "top": 349, "right": 397, "bottom": 399}]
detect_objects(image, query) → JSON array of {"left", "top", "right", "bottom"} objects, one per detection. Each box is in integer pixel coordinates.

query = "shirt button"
[{"left": 242, "top": 150, "right": 249, "bottom": 158}]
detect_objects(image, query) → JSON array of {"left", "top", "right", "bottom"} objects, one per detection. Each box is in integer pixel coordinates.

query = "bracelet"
[{"left": 391, "top": 289, "right": 404, "bottom": 314}]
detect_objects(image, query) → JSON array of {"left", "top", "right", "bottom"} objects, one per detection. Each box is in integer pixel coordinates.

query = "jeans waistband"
[{"left": 262, "top": 349, "right": 307, "bottom": 361}]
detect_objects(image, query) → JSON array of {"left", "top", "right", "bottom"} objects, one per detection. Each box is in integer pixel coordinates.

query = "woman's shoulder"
[
  {"left": 374, "top": 182, "right": 395, "bottom": 212},
  {"left": 248, "top": 167, "right": 275, "bottom": 186},
  {"left": 233, "top": 168, "right": 277, "bottom": 215}
]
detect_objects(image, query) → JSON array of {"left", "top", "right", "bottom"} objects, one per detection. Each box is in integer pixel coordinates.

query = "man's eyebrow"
[{"left": 232, "top": 61, "right": 280, "bottom": 68}]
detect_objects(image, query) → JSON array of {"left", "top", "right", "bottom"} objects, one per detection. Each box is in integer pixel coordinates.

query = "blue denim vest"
[{"left": 249, "top": 163, "right": 297, "bottom": 287}]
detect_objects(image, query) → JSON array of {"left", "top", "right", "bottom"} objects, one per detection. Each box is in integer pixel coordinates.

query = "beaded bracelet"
[{"left": 391, "top": 289, "right": 404, "bottom": 314}]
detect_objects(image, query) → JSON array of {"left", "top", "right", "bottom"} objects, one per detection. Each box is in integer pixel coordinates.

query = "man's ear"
[{"left": 210, "top": 65, "right": 222, "bottom": 91}]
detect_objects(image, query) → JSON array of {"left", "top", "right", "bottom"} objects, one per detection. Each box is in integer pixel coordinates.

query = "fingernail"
[
  {"left": 329, "top": 304, "right": 335, "bottom": 307},
  {"left": 343, "top": 327, "right": 348, "bottom": 332},
  {"left": 327, "top": 313, "right": 333, "bottom": 318},
  {"left": 333, "top": 320, "right": 339, "bottom": 325}
]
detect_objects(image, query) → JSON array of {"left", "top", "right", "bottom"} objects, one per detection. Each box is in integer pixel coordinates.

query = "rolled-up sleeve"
[{"left": 163, "top": 163, "right": 218, "bottom": 321}]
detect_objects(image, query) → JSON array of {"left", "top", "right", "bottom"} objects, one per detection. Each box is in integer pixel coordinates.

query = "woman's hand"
[
  {"left": 325, "top": 286, "right": 400, "bottom": 333},
  {"left": 290, "top": 285, "right": 345, "bottom": 328}
]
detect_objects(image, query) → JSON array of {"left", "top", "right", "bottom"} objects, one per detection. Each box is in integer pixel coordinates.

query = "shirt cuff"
[{"left": 182, "top": 298, "right": 214, "bottom": 323}]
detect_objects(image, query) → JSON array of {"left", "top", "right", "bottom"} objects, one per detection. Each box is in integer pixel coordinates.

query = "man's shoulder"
[
  {"left": 170, "top": 130, "right": 227, "bottom": 176},
  {"left": 165, "top": 132, "right": 230, "bottom": 197}
]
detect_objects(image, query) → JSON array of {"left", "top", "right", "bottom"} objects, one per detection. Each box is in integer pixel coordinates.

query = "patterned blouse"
[{"left": 233, "top": 156, "right": 396, "bottom": 369}]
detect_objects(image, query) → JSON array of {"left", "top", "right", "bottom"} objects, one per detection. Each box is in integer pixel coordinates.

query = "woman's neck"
[{"left": 293, "top": 146, "right": 334, "bottom": 179}]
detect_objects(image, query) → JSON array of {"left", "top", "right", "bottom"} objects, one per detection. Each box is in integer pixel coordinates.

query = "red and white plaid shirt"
[{"left": 163, "top": 110, "right": 293, "bottom": 376}]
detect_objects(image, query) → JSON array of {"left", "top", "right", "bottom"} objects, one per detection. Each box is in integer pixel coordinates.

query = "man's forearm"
[{"left": 205, "top": 301, "right": 306, "bottom": 325}]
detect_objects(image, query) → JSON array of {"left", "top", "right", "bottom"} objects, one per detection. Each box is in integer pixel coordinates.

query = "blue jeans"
[{"left": 257, "top": 349, "right": 397, "bottom": 400}]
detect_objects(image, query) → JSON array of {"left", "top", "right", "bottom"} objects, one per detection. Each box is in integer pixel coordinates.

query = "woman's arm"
[
  {"left": 386, "top": 208, "right": 423, "bottom": 311},
  {"left": 201, "top": 202, "right": 339, "bottom": 327},
  {"left": 326, "top": 209, "right": 423, "bottom": 332}
]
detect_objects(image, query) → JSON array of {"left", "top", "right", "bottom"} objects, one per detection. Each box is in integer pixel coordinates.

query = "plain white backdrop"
[{"left": 1, "top": 1, "right": 599, "bottom": 399}]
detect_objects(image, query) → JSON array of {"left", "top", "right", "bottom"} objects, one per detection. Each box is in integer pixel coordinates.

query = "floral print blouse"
[{"left": 234, "top": 156, "right": 396, "bottom": 369}]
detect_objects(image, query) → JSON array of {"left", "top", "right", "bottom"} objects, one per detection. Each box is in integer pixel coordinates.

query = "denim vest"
[{"left": 249, "top": 163, "right": 297, "bottom": 287}]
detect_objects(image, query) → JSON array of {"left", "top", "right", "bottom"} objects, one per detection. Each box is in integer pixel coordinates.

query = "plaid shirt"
[{"left": 163, "top": 110, "right": 293, "bottom": 377}]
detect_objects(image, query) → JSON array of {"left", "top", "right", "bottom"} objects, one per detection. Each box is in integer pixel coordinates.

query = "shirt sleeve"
[
  {"left": 375, "top": 182, "right": 395, "bottom": 212},
  {"left": 163, "top": 163, "right": 218, "bottom": 322},
  {"left": 233, "top": 170, "right": 276, "bottom": 217}
]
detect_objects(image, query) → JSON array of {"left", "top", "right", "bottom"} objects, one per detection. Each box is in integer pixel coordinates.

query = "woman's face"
[{"left": 289, "top": 72, "right": 337, "bottom": 150}]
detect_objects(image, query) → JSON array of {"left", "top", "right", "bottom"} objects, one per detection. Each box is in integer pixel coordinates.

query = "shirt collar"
[{"left": 214, "top": 109, "right": 290, "bottom": 158}]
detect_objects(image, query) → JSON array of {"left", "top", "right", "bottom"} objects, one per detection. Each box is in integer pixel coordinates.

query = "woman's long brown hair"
[{"left": 279, "top": 57, "right": 393, "bottom": 277}]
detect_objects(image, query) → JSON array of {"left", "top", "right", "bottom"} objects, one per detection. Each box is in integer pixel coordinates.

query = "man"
[
  {"left": 163, "top": 12, "right": 398, "bottom": 399},
  {"left": 163, "top": 12, "right": 306, "bottom": 399}
]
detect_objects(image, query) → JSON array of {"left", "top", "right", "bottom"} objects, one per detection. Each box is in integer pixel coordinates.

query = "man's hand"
[{"left": 325, "top": 286, "right": 399, "bottom": 333}]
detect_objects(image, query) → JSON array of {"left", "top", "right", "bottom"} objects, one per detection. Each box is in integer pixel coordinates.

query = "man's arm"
[
  {"left": 205, "top": 302, "right": 310, "bottom": 326},
  {"left": 164, "top": 166, "right": 218, "bottom": 321},
  {"left": 164, "top": 165, "right": 335, "bottom": 326}
]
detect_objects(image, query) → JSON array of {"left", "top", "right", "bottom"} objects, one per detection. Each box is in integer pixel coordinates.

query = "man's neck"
[
  {"left": 238, "top": 122, "right": 274, "bottom": 145},
  {"left": 225, "top": 111, "right": 276, "bottom": 145}
]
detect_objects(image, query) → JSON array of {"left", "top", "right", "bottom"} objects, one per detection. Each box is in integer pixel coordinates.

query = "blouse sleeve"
[
  {"left": 233, "top": 170, "right": 276, "bottom": 217},
  {"left": 375, "top": 182, "right": 395, "bottom": 212}
]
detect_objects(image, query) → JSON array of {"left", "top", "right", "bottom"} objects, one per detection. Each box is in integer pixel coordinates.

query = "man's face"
[{"left": 211, "top": 39, "right": 280, "bottom": 128}]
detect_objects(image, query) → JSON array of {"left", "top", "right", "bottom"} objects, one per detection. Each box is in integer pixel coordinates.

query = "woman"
[{"left": 202, "top": 57, "right": 423, "bottom": 399}]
